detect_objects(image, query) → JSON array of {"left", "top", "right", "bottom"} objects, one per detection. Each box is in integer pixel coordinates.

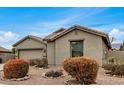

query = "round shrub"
[
  {"left": 45, "top": 70, "right": 63, "bottom": 77},
  {"left": 4, "top": 58, "right": 29, "bottom": 79},
  {"left": 63, "top": 57, "right": 99, "bottom": 84},
  {"left": 29, "top": 58, "right": 48, "bottom": 68},
  {"left": 103, "top": 63, "right": 124, "bottom": 76},
  {"left": 102, "top": 63, "right": 115, "bottom": 71}
]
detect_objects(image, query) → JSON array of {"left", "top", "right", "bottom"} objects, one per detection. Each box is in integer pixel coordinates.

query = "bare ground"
[{"left": 0, "top": 64, "right": 124, "bottom": 85}]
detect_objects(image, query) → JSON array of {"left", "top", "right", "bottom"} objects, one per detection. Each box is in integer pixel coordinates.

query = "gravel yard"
[
  {"left": 0, "top": 65, "right": 71, "bottom": 85},
  {"left": 0, "top": 64, "right": 124, "bottom": 85}
]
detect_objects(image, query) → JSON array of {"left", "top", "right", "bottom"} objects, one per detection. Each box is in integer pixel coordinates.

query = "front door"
[{"left": 70, "top": 40, "right": 83, "bottom": 57}]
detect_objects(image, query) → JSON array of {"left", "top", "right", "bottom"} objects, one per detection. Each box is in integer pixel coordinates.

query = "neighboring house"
[
  {"left": 13, "top": 35, "right": 46, "bottom": 60},
  {"left": 44, "top": 25, "right": 111, "bottom": 65},
  {"left": 0, "top": 46, "right": 13, "bottom": 63}
]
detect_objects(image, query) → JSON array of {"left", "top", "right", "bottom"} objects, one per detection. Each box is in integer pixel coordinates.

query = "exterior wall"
[
  {"left": 0, "top": 53, "right": 15, "bottom": 63},
  {"left": 107, "top": 51, "right": 124, "bottom": 64},
  {"left": 14, "top": 38, "right": 46, "bottom": 59},
  {"left": 108, "top": 51, "right": 124, "bottom": 58},
  {"left": 47, "top": 42, "right": 55, "bottom": 64},
  {"left": 102, "top": 40, "right": 109, "bottom": 64},
  {"left": 19, "top": 50, "right": 43, "bottom": 59},
  {"left": 15, "top": 38, "right": 46, "bottom": 49},
  {"left": 48, "top": 29, "right": 103, "bottom": 65}
]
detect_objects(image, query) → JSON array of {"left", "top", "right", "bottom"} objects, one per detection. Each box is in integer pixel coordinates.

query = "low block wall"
[
  {"left": 108, "top": 51, "right": 124, "bottom": 58},
  {"left": 0, "top": 53, "right": 15, "bottom": 63},
  {"left": 107, "top": 51, "right": 124, "bottom": 63}
]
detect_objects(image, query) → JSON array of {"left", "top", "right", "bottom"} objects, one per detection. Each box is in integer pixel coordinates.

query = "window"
[{"left": 70, "top": 40, "right": 83, "bottom": 57}]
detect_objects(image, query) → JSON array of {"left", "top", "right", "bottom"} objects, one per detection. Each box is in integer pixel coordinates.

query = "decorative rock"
[
  {"left": 42, "top": 73, "right": 45, "bottom": 77},
  {"left": 50, "top": 77, "right": 54, "bottom": 79},
  {"left": 1, "top": 75, "right": 30, "bottom": 81},
  {"left": 42, "top": 72, "right": 65, "bottom": 79},
  {"left": 38, "top": 68, "right": 42, "bottom": 70},
  {"left": 16, "top": 78, "right": 23, "bottom": 81},
  {"left": 24, "top": 76, "right": 30, "bottom": 80}
]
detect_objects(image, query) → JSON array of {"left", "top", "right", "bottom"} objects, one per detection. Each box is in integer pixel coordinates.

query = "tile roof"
[
  {"left": 44, "top": 25, "right": 111, "bottom": 48},
  {"left": 0, "top": 46, "right": 11, "bottom": 52},
  {"left": 13, "top": 35, "right": 46, "bottom": 47},
  {"left": 44, "top": 28, "right": 66, "bottom": 41}
]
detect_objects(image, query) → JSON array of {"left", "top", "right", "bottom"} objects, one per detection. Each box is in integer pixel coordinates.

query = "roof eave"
[
  {"left": 13, "top": 35, "right": 46, "bottom": 47},
  {"left": 46, "top": 26, "right": 107, "bottom": 41}
]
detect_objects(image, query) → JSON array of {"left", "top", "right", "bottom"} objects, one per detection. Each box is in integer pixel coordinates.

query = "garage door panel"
[{"left": 19, "top": 50, "right": 43, "bottom": 59}]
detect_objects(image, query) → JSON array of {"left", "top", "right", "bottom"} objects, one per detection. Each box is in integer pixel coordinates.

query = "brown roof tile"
[
  {"left": 13, "top": 35, "right": 46, "bottom": 47},
  {"left": 44, "top": 25, "right": 111, "bottom": 48},
  {"left": 0, "top": 46, "right": 11, "bottom": 52}
]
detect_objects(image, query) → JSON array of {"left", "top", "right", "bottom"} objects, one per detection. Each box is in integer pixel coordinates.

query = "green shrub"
[
  {"left": 4, "top": 58, "right": 29, "bottom": 79},
  {"left": 103, "top": 63, "right": 124, "bottom": 76},
  {"left": 45, "top": 70, "right": 63, "bottom": 77},
  {"left": 115, "top": 64, "right": 124, "bottom": 76},
  {"left": 108, "top": 57, "right": 116, "bottom": 63},
  {"left": 63, "top": 57, "right": 99, "bottom": 84},
  {"left": 102, "top": 63, "right": 115, "bottom": 71},
  {"left": 29, "top": 58, "right": 48, "bottom": 68},
  {"left": 29, "top": 59, "right": 37, "bottom": 66}
]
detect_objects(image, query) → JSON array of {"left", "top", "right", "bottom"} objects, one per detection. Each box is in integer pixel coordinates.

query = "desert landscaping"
[
  {"left": 0, "top": 64, "right": 124, "bottom": 85},
  {"left": 0, "top": 25, "right": 124, "bottom": 85}
]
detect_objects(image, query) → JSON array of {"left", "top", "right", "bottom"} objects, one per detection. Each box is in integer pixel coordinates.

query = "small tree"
[
  {"left": 12, "top": 47, "right": 16, "bottom": 54},
  {"left": 119, "top": 39, "right": 124, "bottom": 51},
  {"left": 110, "top": 37, "right": 116, "bottom": 44}
]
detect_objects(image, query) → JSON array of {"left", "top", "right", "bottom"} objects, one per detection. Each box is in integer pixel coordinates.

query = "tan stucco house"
[
  {"left": 0, "top": 46, "right": 13, "bottom": 63},
  {"left": 13, "top": 35, "right": 46, "bottom": 60},
  {"left": 44, "top": 25, "right": 111, "bottom": 65}
]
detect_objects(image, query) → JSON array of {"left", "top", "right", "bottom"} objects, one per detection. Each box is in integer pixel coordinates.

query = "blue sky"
[{"left": 0, "top": 7, "right": 124, "bottom": 48}]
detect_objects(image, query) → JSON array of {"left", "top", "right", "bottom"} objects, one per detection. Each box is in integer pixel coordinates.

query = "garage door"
[{"left": 19, "top": 50, "right": 43, "bottom": 59}]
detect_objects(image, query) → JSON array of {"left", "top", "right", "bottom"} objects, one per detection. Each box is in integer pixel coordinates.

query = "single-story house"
[
  {"left": 13, "top": 35, "right": 46, "bottom": 60},
  {"left": 0, "top": 46, "right": 13, "bottom": 63},
  {"left": 44, "top": 25, "right": 111, "bottom": 65}
]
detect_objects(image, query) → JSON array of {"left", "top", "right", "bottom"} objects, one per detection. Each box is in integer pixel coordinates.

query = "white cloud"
[
  {"left": 109, "top": 28, "right": 124, "bottom": 43},
  {"left": 0, "top": 31, "right": 16, "bottom": 42},
  {"left": 4, "top": 32, "right": 14, "bottom": 39},
  {"left": 28, "top": 32, "right": 47, "bottom": 38},
  {"left": 0, "top": 31, "right": 19, "bottom": 48},
  {"left": 28, "top": 32, "right": 39, "bottom": 36},
  {"left": 109, "top": 28, "right": 124, "bottom": 37}
]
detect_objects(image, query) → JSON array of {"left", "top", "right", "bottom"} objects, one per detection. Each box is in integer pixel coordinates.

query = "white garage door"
[{"left": 19, "top": 50, "right": 43, "bottom": 59}]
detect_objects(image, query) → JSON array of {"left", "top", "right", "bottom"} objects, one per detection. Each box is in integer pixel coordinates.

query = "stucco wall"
[
  {"left": 19, "top": 50, "right": 43, "bottom": 59},
  {"left": 0, "top": 53, "right": 15, "bottom": 63},
  {"left": 107, "top": 51, "right": 124, "bottom": 64},
  {"left": 14, "top": 38, "right": 46, "bottom": 59},
  {"left": 47, "top": 29, "right": 104, "bottom": 65},
  {"left": 47, "top": 42, "right": 55, "bottom": 64},
  {"left": 15, "top": 38, "right": 46, "bottom": 49},
  {"left": 108, "top": 51, "right": 124, "bottom": 58},
  {"left": 102, "top": 40, "right": 109, "bottom": 63}
]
